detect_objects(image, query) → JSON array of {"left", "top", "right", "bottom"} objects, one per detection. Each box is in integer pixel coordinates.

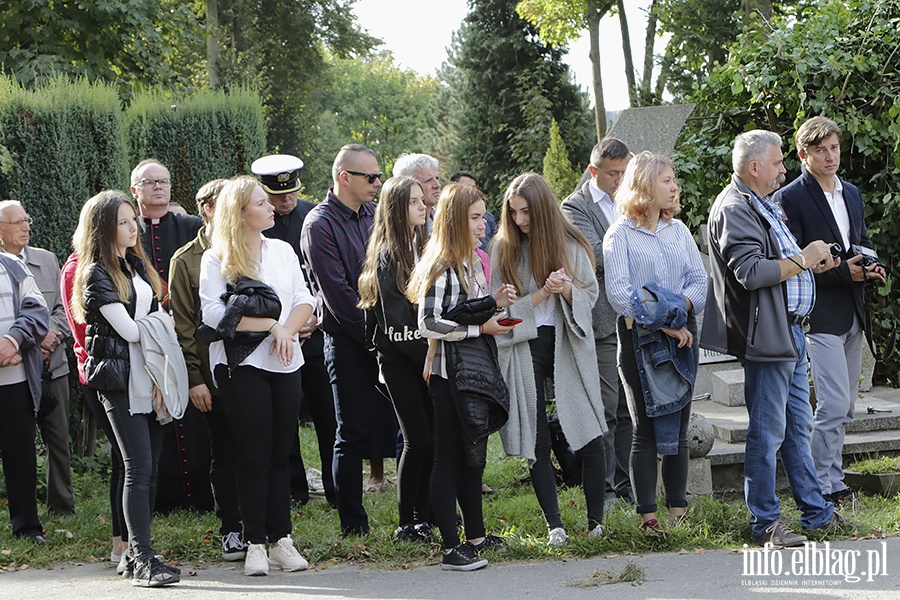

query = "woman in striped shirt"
[
  {"left": 602, "top": 152, "right": 707, "bottom": 536},
  {"left": 407, "top": 183, "right": 516, "bottom": 571}
]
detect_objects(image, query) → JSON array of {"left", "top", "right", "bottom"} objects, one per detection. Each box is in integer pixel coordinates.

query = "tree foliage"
[
  {"left": 673, "top": 0, "right": 900, "bottom": 382},
  {"left": 301, "top": 52, "right": 443, "bottom": 201},
  {"left": 0, "top": 0, "right": 201, "bottom": 95},
  {"left": 543, "top": 119, "right": 581, "bottom": 201},
  {"left": 446, "top": 0, "right": 593, "bottom": 205},
  {"left": 211, "top": 0, "right": 379, "bottom": 159}
]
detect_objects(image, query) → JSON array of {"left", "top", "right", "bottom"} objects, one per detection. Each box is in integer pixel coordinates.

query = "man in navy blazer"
[{"left": 777, "top": 116, "right": 886, "bottom": 505}]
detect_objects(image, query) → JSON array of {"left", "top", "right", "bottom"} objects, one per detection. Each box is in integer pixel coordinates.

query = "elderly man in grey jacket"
[
  {"left": 0, "top": 251, "right": 50, "bottom": 542},
  {"left": 561, "top": 137, "right": 634, "bottom": 502},
  {"left": 702, "top": 130, "right": 843, "bottom": 549},
  {"left": 0, "top": 200, "right": 75, "bottom": 515}
]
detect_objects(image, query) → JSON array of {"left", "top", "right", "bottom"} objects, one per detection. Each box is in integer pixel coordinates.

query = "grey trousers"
[
  {"left": 808, "top": 318, "right": 863, "bottom": 496},
  {"left": 37, "top": 375, "right": 75, "bottom": 514},
  {"left": 596, "top": 333, "right": 633, "bottom": 496}
]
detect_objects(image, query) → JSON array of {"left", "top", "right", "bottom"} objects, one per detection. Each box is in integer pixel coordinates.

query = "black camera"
[{"left": 851, "top": 244, "right": 886, "bottom": 270}]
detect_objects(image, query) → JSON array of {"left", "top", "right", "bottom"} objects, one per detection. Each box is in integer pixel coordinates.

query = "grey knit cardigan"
[{"left": 491, "top": 239, "right": 608, "bottom": 463}]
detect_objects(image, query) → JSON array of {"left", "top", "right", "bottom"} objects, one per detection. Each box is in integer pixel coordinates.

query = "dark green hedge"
[
  {"left": 0, "top": 76, "right": 126, "bottom": 260},
  {"left": 125, "top": 87, "right": 266, "bottom": 209},
  {"left": 0, "top": 80, "right": 267, "bottom": 258}
]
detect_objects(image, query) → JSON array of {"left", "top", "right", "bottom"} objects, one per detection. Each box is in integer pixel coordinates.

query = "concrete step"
[
  {"left": 694, "top": 386, "right": 900, "bottom": 444},
  {"left": 706, "top": 427, "right": 900, "bottom": 493}
]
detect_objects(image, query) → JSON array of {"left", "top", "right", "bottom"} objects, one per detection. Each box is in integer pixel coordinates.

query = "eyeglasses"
[
  {"left": 134, "top": 178, "right": 172, "bottom": 188},
  {"left": 0, "top": 215, "right": 32, "bottom": 227},
  {"left": 344, "top": 170, "right": 383, "bottom": 184}
]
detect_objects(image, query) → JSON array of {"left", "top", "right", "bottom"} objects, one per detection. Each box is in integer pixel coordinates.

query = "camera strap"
[{"left": 862, "top": 286, "right": 896, "bottom": 362}]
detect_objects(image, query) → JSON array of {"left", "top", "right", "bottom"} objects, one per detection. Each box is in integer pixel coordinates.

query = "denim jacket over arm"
[{"left": 631, "top": 282, "right": 696, "bottom": 455}]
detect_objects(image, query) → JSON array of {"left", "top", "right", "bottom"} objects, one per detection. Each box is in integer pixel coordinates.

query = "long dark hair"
[
  {"left": 358, "top": 176, "right": 427, "bottom": 308},
  {"left": 71, "top": 190, "right": 160, "bottom": 322},
  {"left": 494, "top": 173, "right": 594, "bottom": 295}
]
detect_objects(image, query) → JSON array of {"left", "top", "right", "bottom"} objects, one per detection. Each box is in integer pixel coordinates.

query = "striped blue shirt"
[
  {"left": 752, "top": 193, "right": 815, "bottom": 317},
  {"left": 603, "top": 217, "right": 708, "bottom": 319}
]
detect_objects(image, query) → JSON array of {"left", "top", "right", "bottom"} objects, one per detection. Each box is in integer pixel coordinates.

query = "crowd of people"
[{"left": 0, "top": 114, "right": 882, "bottom": 584}]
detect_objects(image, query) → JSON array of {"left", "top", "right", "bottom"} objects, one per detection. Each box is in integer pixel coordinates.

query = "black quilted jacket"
[{"left": 83, "top": 255, "right": 158, "bottom": 392}]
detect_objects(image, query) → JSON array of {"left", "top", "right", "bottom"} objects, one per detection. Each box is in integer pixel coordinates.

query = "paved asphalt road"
[{"left": 3, "top": 536, "right": 900, "bottom": 599}]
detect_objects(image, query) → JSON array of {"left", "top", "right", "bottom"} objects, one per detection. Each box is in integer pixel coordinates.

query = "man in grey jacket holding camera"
[{"left": 702, "top": 130, "right": 843, "bottom": 549}]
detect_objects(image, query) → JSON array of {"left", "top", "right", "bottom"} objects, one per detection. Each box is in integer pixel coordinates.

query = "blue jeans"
[{"left": 742, "top": 323, "right": 834, "bottom": 537}]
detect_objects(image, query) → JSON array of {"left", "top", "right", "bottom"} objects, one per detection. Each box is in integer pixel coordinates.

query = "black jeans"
[
  {"left": 529, "top": 326, "right": 606, "bottom": 530},
  {"left": 202, "top": 396, "right": 242, "bottom": 536},
  {"left": 99, "top": 389, "right": 163, "bottom": 561},
  {"left": 0, "top": 381, "right": 42, "bottom": 537},
  {"left": 83, "top": 384, "right": 127, "bottom": 541},
  {"left": 617, "top": 317, "right": 691, "bottom": 515},
  {"left": 215, "top": 364, "right": 300, "bottom": 545},
  {"left": 379, "top": 347, "right": 433, "bottom": 526},
  {"left": 429, "top": 376, "right": 485, "bottom": 549},
  {"left": 288, "top": 329, "right": 337, "bottom": 505},
  {"left": 325, "top": 332, "right": 397, "bottom": 536}
]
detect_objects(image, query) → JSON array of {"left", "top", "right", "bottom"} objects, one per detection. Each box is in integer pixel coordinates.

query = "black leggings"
[
  {"left": 529, "top": 326, "right": 606, "bottom": 530},
  {"left": 617, "top": 317, "right": 691, "bottom": 515},
  {"left": 429, "top": 376, "right": 485, "bottom": 549},
  {"left": 379, "top": 348, "right": 433, "bottom": 527},
  {"left": 83, "top": 384, "right": 128, "bottom": 541},
  {"left": 215, "top": 364, "right": 301, "bottom": 545},
  {"left": 99, "top": 389, "right": 163, "bottom": 562}
]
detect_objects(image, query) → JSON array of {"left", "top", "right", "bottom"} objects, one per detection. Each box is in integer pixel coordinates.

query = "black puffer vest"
[{"left": 83, "top": 255, "right": 158, "bottom": 392}]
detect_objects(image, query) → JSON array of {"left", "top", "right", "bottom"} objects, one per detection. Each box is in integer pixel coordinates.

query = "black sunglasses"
[{"left": 344, "top": 170, "right": 383, "bottom": 184}]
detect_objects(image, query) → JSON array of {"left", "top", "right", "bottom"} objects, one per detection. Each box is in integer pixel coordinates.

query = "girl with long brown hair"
[
  {"left": 71, "top": 190, "right": 180, "bottom": 587},
  {"left": 491, "top": 172, "right": 607, "bottom": 546},
  {"left": 407, "top": 183, "right": 516, "bottom": 571},
  {"left": 358, "top": 176, "right": 432, "bottom": 543}
]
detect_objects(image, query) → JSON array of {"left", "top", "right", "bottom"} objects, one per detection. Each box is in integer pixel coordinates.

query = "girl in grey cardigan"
[{"left": 491, "top": 173, "right": 608, "bottom": 545}]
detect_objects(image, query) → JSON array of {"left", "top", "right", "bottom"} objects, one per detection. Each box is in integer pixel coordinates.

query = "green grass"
[
  {"left": 848, "top": 456, "right": 900, "bottom": 475},
  {"left": 3, "top": 424, "right": 900, "bottom": 571}
]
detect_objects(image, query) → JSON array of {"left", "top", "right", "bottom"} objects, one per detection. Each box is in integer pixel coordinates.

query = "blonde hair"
[
  {"left": 494, "top": 173, "right": 594, "bottom": 295},
  {"left": 358, "top": 176, "right": 427, "bottom": 309},
  {"left": 71, "top": 191, "right": 161, "bottom": 322},
  {"left": 407, "top": 183, "right": 485, "bottom": 302},
  {"left": 211, "top": 176, "right": 263, "bottom": 284},
  {"left": 616, "top": 152, "right": 679, "bottom": 221}
]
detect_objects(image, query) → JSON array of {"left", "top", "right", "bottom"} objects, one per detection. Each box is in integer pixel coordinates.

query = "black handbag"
[{"left": 37, "top": 369, "right": 58, "bottom": 418}]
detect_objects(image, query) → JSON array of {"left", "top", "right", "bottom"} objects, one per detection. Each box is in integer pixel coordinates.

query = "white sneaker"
[
  {"left": 244, "top": 543, "right": 269, "bottom": 576},
  {"left": 548, "top": 527, "right": 568, "bottom": 547},
  {"left": 268, "top": 536, "right": 308, "bottom": 572},
  {"left": 588, "top": 524, "right": 604, "bottom": 538}
]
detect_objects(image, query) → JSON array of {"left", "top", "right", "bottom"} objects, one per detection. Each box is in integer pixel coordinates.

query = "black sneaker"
[
  {"left": 824, "top": 489, "right": 855, "bottom": 507},
  {"left": 132, "top": 557, "right": 180, "bottom": 588},
  {"left": 414, "top": 522, "right": 433, "bottom": 542},
  {"left": 471, "top": 534, "right": 506, "bottom": 553},
  {"left": 222, "top": 531, "right": 246, "bottom": 561},
  {"left": 394, "top": 524, "right": 428, "bottom": 543},
  {"left": 441, "top": 542, "right": 488, "bottom": 571}
]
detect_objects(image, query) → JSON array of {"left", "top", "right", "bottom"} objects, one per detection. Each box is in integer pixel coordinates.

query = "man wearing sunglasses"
[{"left": 301, "top": 144, "right": 398, "bottom": 537}]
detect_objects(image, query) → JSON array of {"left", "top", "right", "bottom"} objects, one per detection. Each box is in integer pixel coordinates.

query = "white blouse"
[{"left": 200, "top": 237, "right": 317, "bottom": 381}]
